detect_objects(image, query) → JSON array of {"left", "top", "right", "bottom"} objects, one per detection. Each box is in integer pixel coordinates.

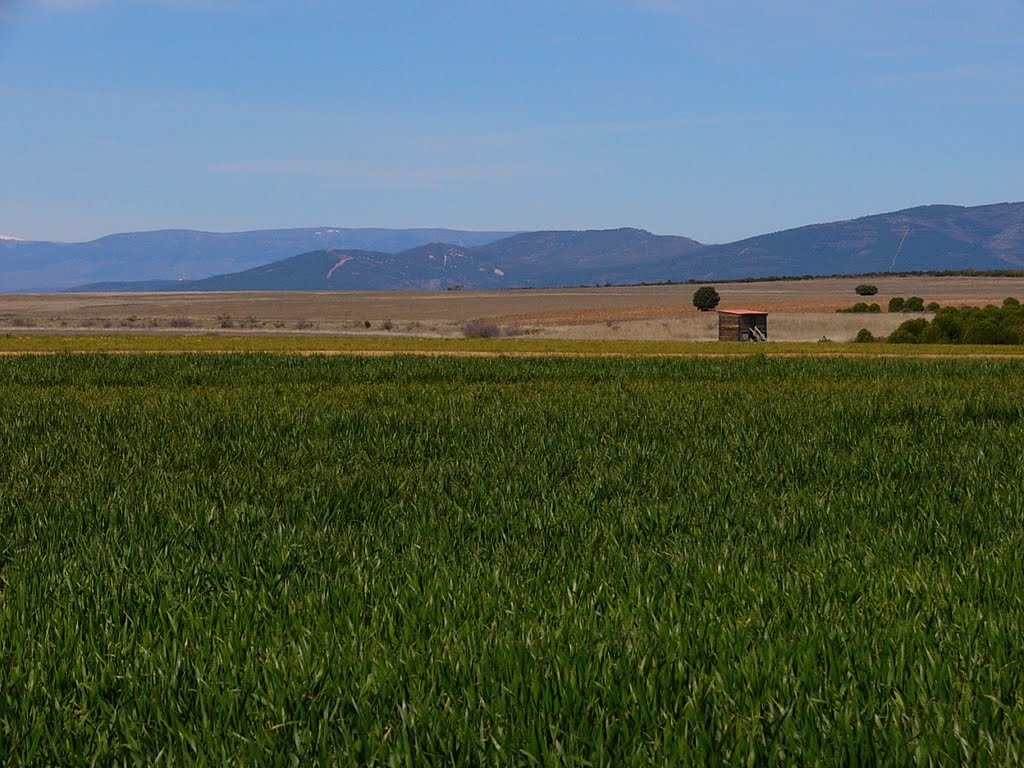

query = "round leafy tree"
[
  {"left": 855, "top": 284, "right": 879, "bottom": 296},
  {"left": 692, "top": 286, "right": 721, "bottom": 311}
]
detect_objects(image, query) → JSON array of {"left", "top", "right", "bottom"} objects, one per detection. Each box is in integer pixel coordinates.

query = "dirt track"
[{"left": 2, "top": 347, "right": 1023, "bottom": 361}]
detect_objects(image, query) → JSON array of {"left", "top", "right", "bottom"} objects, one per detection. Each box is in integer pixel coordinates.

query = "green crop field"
[
  {"left": 4, "top": 331, "right": 1024, "bottom": 357},
  {"left": 1, "top": 353, "right": 1023, "bottom": 765}
]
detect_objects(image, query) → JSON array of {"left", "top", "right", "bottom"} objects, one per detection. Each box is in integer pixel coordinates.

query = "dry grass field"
[{"left": 2, "top": 275, "right": 1022, "bottom": 342}]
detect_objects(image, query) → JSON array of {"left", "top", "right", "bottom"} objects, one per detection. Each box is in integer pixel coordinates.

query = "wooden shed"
[{"left": 717, "top": 309, "right": 768, "bottom": 341}]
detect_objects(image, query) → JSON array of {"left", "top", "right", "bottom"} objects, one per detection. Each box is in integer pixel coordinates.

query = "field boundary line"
[{"left": 2, "top": 348, "right": 1024, "bottom": 360}]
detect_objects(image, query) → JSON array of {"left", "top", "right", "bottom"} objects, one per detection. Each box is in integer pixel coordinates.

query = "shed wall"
[
  {"left": 718, "top": 313, "right": 742, "bottom": 341},
  {"left": 718, "top": 313, "right": 768, "bottom": 341}
]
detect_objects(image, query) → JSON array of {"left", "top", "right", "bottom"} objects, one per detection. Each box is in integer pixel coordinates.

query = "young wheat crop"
[{"left": 1, "top": 354, "right": 1022, "bottom": 764}]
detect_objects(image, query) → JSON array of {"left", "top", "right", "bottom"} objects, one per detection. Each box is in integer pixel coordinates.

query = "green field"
[
  {"left": 4, "top": 332, "right": 1024, "bottom": 357},
  {"left": 2, "top": 354, "right": 1023, "bottom": 764}
]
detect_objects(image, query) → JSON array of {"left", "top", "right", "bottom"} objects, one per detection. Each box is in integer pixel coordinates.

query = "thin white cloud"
[
  {"left": 213, "top": 158, "right": 576, "bottom": 187},
  {"left": 626, "top": 0, "right": 1024, "bottom": 47},
  {"left": 31, "top": 0, "right": 254, "bottom": 12},
  {"left": 28, "top": 0, "right": 348, "bottom": 13},
  {"left": 872, "top": 63, "right": 1024, "bottom": 105},
  {"left": 31, "top": 0, "right": 107, "bottom": 8},
  {"left": 403, "top": 114, "right": 767, "bottom": 158}
]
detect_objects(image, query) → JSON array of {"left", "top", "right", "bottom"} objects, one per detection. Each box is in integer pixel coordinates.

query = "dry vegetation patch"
[{"left": 1, "top": 275, "right": 1021, "bottom": 341}]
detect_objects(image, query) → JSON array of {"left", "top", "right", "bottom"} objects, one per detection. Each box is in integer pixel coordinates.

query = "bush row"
[
  {"left": 888, "top": 300, "right": 1024, "bottom": 344},
  {"left": 888, "top": 296, "right": 934, "bottom": 312}
]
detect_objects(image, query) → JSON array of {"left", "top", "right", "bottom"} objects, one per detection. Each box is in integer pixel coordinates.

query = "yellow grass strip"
[{"left": 2, "top": 333, "right": 1024, "bottom": 358}]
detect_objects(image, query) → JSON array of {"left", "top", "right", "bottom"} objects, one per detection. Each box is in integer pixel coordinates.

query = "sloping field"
[{"left": 1, "top": 354, "right": 1023, "bottom": 764}]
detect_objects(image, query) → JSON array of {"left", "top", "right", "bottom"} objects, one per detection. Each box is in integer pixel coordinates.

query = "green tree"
[
  {"left": 888, "top": 297, "right": 905, "bottom": 313},
  {"left": 885, "top": 304, "right": 1024, "bottom": 346},
  {"left": 888, "top": 318, "right": 929, "bottom": 343},
  {"left": 692, "top": 286, "right": 721, "bottom": 311},
  {"left": 904, "top": 296, "right": 925, "bottom": 312},
  {"left": 855, "top": 284, "right": 878, "bottom": 296}
]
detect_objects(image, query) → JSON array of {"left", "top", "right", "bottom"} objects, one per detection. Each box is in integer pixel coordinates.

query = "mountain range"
[
  {"left": 0, "top": 228, "right": 517, "bottom": 292},
  {"left": 3, "top": 202, "right": 1023, "bottom": 293}
]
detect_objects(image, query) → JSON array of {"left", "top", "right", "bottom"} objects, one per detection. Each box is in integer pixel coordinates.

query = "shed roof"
[{"left": 717, "top": 309, "right": 767, "bottom": 316}]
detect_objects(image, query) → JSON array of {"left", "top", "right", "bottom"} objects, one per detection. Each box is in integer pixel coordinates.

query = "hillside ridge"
[{"left": 4, "top": 202, "right": 1023, "bottom": 292}]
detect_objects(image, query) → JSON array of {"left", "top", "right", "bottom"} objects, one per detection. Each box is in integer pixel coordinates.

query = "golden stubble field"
[{"left": 2, "top": 275, "right": 1023, "bottom": 342}]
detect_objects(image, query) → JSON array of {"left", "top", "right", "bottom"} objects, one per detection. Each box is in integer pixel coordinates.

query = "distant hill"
[
  {"left": 0, "top": 227, "right": 517, "bottom": 292},
  {"left": 632, "top": 202, "right": 1024, "bottom": 283},
  {"left": 76, "top": 228, "right": 705, "bottom": 292},
  {"left": 12, "top": 201, "right": 1024, "bottom": 292},
  {"left": 156, "top": 247, "right": 507, "bottom": 292},
  {"left": 464, "top": 228, "right": 704, "bottom": 286}
]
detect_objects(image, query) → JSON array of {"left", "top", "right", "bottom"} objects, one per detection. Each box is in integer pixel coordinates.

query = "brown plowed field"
[{"left": 2, "top": 275, "right": 1022, "bottom": 343}]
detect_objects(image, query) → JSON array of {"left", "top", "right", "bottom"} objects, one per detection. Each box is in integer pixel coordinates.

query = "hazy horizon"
[
  {"left": 6, "top": 199, "right": 1024, "bottom": 247},
  {"left": 2, "top": 1, "right": 1022, "bottom": 243}
]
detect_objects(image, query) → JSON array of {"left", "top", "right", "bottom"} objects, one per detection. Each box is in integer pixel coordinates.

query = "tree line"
[{"left": 887, "top": 299, "right": 1024, "bottom": 344}]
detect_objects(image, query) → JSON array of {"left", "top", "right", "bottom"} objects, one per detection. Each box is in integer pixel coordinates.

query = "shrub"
[
  {"left": 854, "top": 328, "right": 875, "bottom": 343},
  {"left": 363, "top": 320, "right": 372, "bottom": 329},
  {"left": 692, "top": 286, "right": 721, "bottom": 312},
  {"left": 963, "top": 319, "right": 1003, "bottom": 345},
  {"left": 855, "top": 284, "right": 878, "bottom": 296},
  {"left": 382, "top": 319, "right": 394, "bottom": 331},
  {"left": 839, "top": 302, "right": 882, "bottom": 314},
  {"left": 888, "top": 297, "right": 905, "bottom": 313},
  {"left": 886, "top": 303, "right": 1024, "bottom": 345},
  {"left": 904, "top": 296, "right": 925, "bottom": 312},
  {"left": 926, "top": 302, "right": 940, "bottom": 312},
  {"left": 888, "top": 318, "right": 929, "bottom": 343},
  {"left": 295, "top": 319, "right": 314, "bottom": 330},
  {"left": 462, "top": 320, "right": 502, "bottom": 338},
  {"left": 1004, "top": 297, "right": 1021, "bottom": 308},
  {"left": 169, "top": 317, "right": 193, "bottom": 328}
]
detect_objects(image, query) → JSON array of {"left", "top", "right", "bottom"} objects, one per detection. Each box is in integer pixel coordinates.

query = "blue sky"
[{"left": 1, "top": 0, "right": 1022, "bottom": 243}]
